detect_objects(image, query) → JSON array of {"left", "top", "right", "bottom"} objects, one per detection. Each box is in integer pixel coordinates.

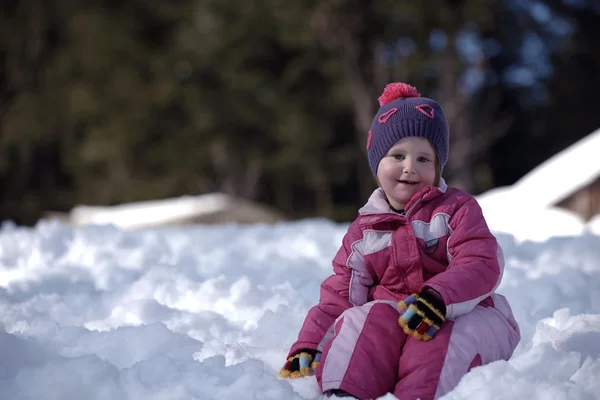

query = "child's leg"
[
  {"left": 393, "top": 301, "right": 520, "bottom": 400},
  {"left": 316, "top": 301, "right": 407, "bottom": 399}
]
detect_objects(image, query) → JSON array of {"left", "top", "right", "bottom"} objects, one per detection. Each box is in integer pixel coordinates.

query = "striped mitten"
[
  {"left": 398, "top": 288, "right": 446, "bottom": 341},
  {"left": 278, "top": 350, "right": 321, "bottom": 379}
]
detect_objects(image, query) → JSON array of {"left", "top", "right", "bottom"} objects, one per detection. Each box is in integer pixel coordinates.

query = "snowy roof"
[
  {"left": 68, "top": 193, "right": 287, "bottom": 229},
  {"left": 476, "top": 126, "right": 600, "bottom": 240},
  {"left": 70, "top": 193, "right": 232, "bottom": 229},
  {"left": 511, "top": 127, "right": 600, "bottom": 207}
]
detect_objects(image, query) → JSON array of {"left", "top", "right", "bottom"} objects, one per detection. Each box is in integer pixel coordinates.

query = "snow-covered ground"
[
  {"left": 1, "top": 127, "right": 599, "bottom": 399},
  {"left": 0, "top": 214, "right": 599, "bottom": 399}
]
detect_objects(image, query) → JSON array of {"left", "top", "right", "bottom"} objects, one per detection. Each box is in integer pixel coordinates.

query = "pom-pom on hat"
[{"left": 366, "top": 82, "right": 449, "bottom": 176}]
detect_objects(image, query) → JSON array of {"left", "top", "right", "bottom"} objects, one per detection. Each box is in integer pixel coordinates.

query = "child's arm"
[
  {"left": 286, "top": 219, "right": 373, "bottom": 357},
  {"left": 423, "top": 196, "right": 502, "bottom": 320}
]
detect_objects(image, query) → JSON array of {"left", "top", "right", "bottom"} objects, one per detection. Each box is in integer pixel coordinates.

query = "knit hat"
[{"left": 366, "top": 82, "right": 449, "bottom": 176}]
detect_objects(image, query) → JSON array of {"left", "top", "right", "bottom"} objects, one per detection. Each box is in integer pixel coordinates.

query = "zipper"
[{"left": 405, "top": 195, "right": 424, "bottom": 219}]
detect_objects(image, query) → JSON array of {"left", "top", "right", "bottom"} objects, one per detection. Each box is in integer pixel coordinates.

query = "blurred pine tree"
[{"left": 1, "top": 0, "right": 598, "bottom": 224}]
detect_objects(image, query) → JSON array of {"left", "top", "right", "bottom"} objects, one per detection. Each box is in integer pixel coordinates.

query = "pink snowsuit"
[{"left": 287, "top": 181, "right": 521, "bottom": 400}]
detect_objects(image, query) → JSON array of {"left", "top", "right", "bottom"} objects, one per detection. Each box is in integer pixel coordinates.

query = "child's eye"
[
  {"left": 392, "top": 154, "right": 405, "bottom": 160},
  {"left": 417, "top": 156, "right": 431, "bottom": 163}
]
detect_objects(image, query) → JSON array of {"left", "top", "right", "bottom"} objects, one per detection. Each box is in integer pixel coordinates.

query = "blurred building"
[{"left": 513, "top": 127, "right": 600, "bottom": 221}]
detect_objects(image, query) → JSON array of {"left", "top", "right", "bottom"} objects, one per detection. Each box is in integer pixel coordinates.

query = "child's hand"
[
  {"left": 398, "top": 288, "right": 446, "bottom": 341},
  {"left": 278, "top": 349, "right": 321, "bottom": 379}
]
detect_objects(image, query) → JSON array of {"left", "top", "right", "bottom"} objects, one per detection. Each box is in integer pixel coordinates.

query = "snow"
[
  {"left": 476, "top": 186, "right": 588, "bottom": 242},
  {"left": 510, "top": 127, "right": 600, "bottom": 208},
  {"left": 476, "top": 128, "right": 600, "bottom": 242},
  {"left": 0, "top": 215, "right": 599, "bottom": 400},
  {"left": 588, "top": 214, "right": 600, "bottom": 235},
  {"left": 70, "top": 193, "right": 232, "bottom": 230},
  {"left": 0, "top": 128, "right": 599, "bottom": 399}
]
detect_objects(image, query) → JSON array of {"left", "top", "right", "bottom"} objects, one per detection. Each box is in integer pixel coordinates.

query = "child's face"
[{"left": 376, "top": 136, "right": 437, "bottom": 211}]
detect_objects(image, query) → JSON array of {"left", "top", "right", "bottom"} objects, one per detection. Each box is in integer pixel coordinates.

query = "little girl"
[{"left": 279, "top": 82, "right": 521, "bottom": 400}]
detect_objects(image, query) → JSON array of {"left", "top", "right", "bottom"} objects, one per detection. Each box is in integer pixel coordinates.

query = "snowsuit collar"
[{"left": 357, "top": 178, "right": 448, "bottom": 226}]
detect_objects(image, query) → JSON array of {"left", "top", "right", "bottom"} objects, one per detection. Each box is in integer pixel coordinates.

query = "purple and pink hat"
[{"left": 366, "top": 82, "right": 449, "bottom": 175}]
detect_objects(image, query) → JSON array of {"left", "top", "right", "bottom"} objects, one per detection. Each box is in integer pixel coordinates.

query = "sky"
[{"left": 0, "top": 129, "right": 599, "bottom": 399}]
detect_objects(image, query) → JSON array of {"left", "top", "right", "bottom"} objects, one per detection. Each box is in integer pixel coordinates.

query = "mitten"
[
  {"left": 398, "top": 288, "right": 446, "bottom": 341},
  {"left": 278, "top": 349, "right": 322, "bottom": 379}
]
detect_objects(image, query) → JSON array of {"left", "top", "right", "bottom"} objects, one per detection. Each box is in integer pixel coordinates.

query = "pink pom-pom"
[{"left": 378, "top": 83, "right": 421, "bottom": 106}]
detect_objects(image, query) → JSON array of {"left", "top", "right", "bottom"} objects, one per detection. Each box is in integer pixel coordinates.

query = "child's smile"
[{"left": 376, "top": 136, "right": 437, "bottom": 210}]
